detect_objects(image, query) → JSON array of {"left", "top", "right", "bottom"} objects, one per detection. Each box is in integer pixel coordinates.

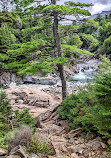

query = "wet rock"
[
  {"left": 82, "top": 66, "right": 89, "bottom": 70},
  {"left": 81, "top": 69, "right": 84, "bottom": 72},
  {"left": 23, "top": 75, "right": 57, "bottom": 85},
  {"left": 29, "top": 154, "right": 39, "bottom": 158}
]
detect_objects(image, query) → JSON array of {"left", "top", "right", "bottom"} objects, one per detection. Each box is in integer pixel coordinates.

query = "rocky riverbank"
[
  {"left": 1, "top": 56, "right": 110, "bottom": 158},
  {"left": 0, "top": 83, "right": 110, "bottom": 158}
]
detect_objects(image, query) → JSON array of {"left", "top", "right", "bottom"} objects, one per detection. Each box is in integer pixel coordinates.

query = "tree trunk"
[{"left": 51, "top": 0, "right": 67, "bottom": 99}]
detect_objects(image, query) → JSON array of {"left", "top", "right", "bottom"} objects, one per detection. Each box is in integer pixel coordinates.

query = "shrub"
[
  {"left": 90, "top": 42, "right": 99, "bottom": 52},
  {"left": 102, "top": 35, "right": 111, "bottom": 55},
  {"left": 0, "top": 90, "right": 12, "bottom": 148},
  {"left": 0, "top": 90, "right": 12, "bottom": 115},
  {"left": 8, "top": 126, "right": 33, "bottom": 151},
  {"left": 58, "top": 89, "right": 95, "bottom": 130},
  {"left": 71, "top": 35, "right": 83, "bottom": 48},
  {"left": 27, "top": 134, "right": 50, "bottom": 155},
  {"left": 13, "top": 109, "right": 37, "bottom": 131}
]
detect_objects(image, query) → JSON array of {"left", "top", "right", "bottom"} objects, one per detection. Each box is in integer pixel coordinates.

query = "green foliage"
[
  {"left": 99, "top": 22, "right": 111, "bottom": 43},
  {"left": 0, "top": 90, "right": 12, "bottom": 115},
  {"left": 13, "top": 109, "right": 36, "bottom": 131},
  {"left": 70, "top": 35, "right": 83, "bottom": 48},
  {"left": 0, "top": 90, "right": 12, "bottom": 148},
  {"left": 79, "top": 19, "right": 99, "bottom": 34},
  {"left": 0, "top": 23, "right": 16, "bottom": 53},
  {"left": 94, "top": 14, "right": 103, "bottom": 23},
  {"left": 102, "top": 36, "right": 111, "bottom": 55},
  {"left": 0, "top": 11, "right": 16, "bottom": 26},
  {"left": 62, "top": 44, "right": 93, "bottom": 55},
  {"left": 27, "top": 135, "right": 50, "bottom": 155},
  {"left": 0, "top": 90, "right": 36, "bottom": 148},
  {"left": 42, "top": 4, "right": 91, "bottom": 16},
  {"left": 65, "top": 1, "right": 93, "bottom": 7},
  {"left": 59, "top": 57, "right": 111, "bottom": 138},
  {"left": 58, "top": 89, "right": 95, "bottom": 131},
  {"left": 79, "top": 33, "right": 99, "bottom": 51}
]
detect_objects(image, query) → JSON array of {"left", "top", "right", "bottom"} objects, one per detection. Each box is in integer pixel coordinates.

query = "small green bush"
[
  {"left": 13, "top": 109, "right": 37, "bottom": 132},
  {"left": 27, "top": 135, "right": 50, "bottom": 155},
  {"left": 0, "top": 90, "right": 12, "bottom": 115},
  {"left": 58, "top": 89, "right": 95, "bottom": 130}
]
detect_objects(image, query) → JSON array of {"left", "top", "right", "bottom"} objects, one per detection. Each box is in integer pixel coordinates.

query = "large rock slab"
[
  {"left": 6, "top": 85, "right": 61, "bottom": 118},
  {"left": 23, "top": 74, "right": 57, "bottom": 85}
]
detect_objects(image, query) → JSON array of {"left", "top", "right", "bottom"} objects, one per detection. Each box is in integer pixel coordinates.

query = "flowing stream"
[
  {"left": 66, "top": 59, "right": 99, "bottom": 93},
  {"left": 72, "top": 64, "right": 96, "bottom": 82}
]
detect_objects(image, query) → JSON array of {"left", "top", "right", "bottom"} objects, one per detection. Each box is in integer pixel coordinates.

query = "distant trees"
[{"left": 94, "top": 14, "right": 111, "bottom": 56}]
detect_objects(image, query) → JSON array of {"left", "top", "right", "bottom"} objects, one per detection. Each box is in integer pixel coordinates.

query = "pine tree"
[{"left": 3, "top": 0, "right": 93, "bottom": 99}]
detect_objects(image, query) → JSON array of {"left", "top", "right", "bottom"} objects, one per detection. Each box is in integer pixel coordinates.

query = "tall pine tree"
[{"left": 4, "top": 0, "right": 93, "bottom": 99}]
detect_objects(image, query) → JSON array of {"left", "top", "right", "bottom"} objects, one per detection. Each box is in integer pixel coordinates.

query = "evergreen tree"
[
  {"left": 0, "top": 0, "right": 93, "bottom": 99},
  {"left": 10, "top": 0, "right": 91, "bottom": 98}
]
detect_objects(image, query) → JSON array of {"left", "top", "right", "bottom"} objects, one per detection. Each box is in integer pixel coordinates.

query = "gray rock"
[
  {"left": 67, "top": 145, "right": 76, "bottom": 153},
  {"left": 101, "top": 142, "right": 107, "bottom": 148},
  {"left": 0, "top": 152, "right": 7, "bottom": 156},
  {"left": 9, "top": 82, "right": 16, "bottom": 88},
  {"left": 10, "top": 145, "right": 28, "bottom": 158},
  {"left": 23, "top": 75, "right": 57, "bottom": 85},
  {"left": 0, "top": 72, "right": 23, "bottom": 87},
  {"left": 17, "top": 99, "right": 24, "bottom": 104},
  {"left": 7, "top": 156, "right": 21, "bottom": 158},
  {"left": 75, "top": 146, "right": 83, "bottom": 154},
  {"left": 0, "top": 148, "right": 7, "bottom": 157},
  {"left": 71, "top": 153, "right": 79, "bottom": 158},
  {"left": 30, "top": 154, "right": 39, "bottom": 158},
  {"left": 82, "top": 66, "right": 89, "bottom": 70},
  {"left": 86, "top": 139, "right": 101, "bottom": 150}
]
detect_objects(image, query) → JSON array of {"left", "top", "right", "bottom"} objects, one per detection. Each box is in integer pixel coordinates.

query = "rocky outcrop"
[
  {"left": 0, "top": 72, "right": 58, "bottom": 87},
  {"left": 0, "top": 64, "right": 78, "bottom": 88},
  {"left": 6, "top": 85, "right": 61, "bottom": 118},
  {"left": 0, "top": 72, "right": 23, "bottom": 87}
]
